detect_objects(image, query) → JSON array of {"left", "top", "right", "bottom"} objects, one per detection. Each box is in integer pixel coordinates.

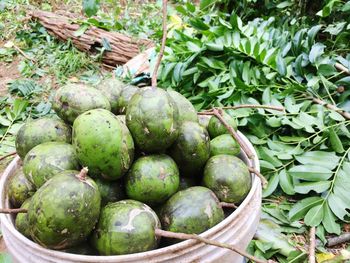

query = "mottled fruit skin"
[
  {"left": 15, "top": 197, "right": 32, "bottom": 238},
  {"left": 15, "top": 116, "right": 72, "bottom": 159},
  {"left": 117, "top": 85, "right": 139, "bottom": 114},
  {"left": 52, "top": 84, "right": 111, "bottom": 124},
  {"left": 23, "top": 142, "right": 80, "bottom": 188},
  {"left": 126, "top": 87, "right": 179, "bottom": 153},
  {"left": 198, "top": 115, "right": 210, "bottom": 130},
  {"left": 125, "top": 154, "right": 179, "bottom": 206},
  {"left": 169, "top": 121, "right": 210, "bottom": 176},
  {"left": 167, "top": 90, "right": 197, "bottom": 124},
  {"left": 160, "top": 186, "right": 224, "bottom": 235},
  {"left": 95, "top": 178, "right": 125, "bottom": 206},
  {"left": 72, "top": 109, "right": 134, "bottom": 180},
  {"left": 91, "top": 200, "right": 161, "bottom": 255},
  {"left": 28, "top": 170, "right": 101, "bottom": 249},
  {"left": 203, "top": 155, "right": 252, "bottom": 203},
  {"left": 60, "top": 242, "right": 98, "bottom": 255},
  {"left": 210, "top": 134, "right": 240, "bottom": 157},
  {"left": 208, "top": 111, "right": 237, "bottom": 138},
  {"left": 8, "top": 167, "right": 35, "bottom": 208},
  {"left": 97, "top": 78, "right": 125, "bottom": 114}
]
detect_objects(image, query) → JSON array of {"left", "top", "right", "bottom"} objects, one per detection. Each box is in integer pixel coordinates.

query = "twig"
[
  {"left": 76, "top": 167, "right": 88, "bottom": 181},
  {"left": 309, "top": 227, "right": 316, "bottom": 263},
  {"left": 151, "top": 0, "right": 168, "bottom": 88},
  {"left": 155, "top": 229, "right": 273, "bottom": 263},
  {"left": 219, "top": 202, "right": 238, "bottom": 209},
  {"left": 307, "top": 96, "right": 350, "bottom": 120},
  {"left": 221, "top": 104, "right": 285, "bottom": 112},
  {"left": 197, "top": 111, "right": 214, "bottom": 115},
  {"left": 0, "top": 152, "right": 17, "bottom": 161},
  {"left": 0, "top": 208, "right": 27, "bottom": 214},
  {"left": 248, "top": 167, "right": 268, "bottom": 188},
  {"left": 327, "top": 233, "right": 350, "bottom": 247},
  {"left": 335, "top": 62, "right": 350, "bottom": 76},
  {"left": 13, "top": 44, "right": 36, "bottom": 63}
]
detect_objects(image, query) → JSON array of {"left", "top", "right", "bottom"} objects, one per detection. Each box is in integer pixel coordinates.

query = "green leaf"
[
  {"left": 288, "top": 165, "right": 333, "bottom": 181},
  {"left": 309, "top": 43, "right": 325, "bottom": 64},
  {"left": 329, "top": 127, "right": 345, "bottom": 153},
  {"left": 279, "top": 169, "right": 295, "bottom": 195},
  {"left": 101, "top": 38, "right": 111, "bottom": 51},
  {"left": 295, "top": 151, "right": 340, "bottom": 170},
  {"left": 289, "top": 196, "right": 323, "bottom": 222},
  {"left": 322, "top": 202, "right": 341, "bottom": 234},
  {"left": 276, "top": 53, "right": 287, "bottom": 76},
  {"left": 199, "top": 0, "right": 212, "bottom": 10},
  {"left": 263, "top": 172, "right": 279, "bottom": 198},
  {"left": 307, "top": 25, "right": 323, "bottom": 48},
  {"left": 304, "top": 204, "right": 324, "bottom": 227},
  {"left": 0, "top": 253, "right": 12, "bottom": 263},
  {"left": 328, "top": 193, "right": 350, "bottom": 220},
  {"left": 186, "top": 42, "right": 202, "bottom": 52},
  {"left": 73, "top": 24, "right": 89, "bottom": 37},
  {"left": 294, "top": 181, "right": 331, "bottom": 194},
  {"left": 329, "top": 111, "right": 345, "bottom": 121},
  {"left": 189, "top": 18, "right": 209, "bottom": 31},
  {"left": 82, "top": 0, "right": 100, "bottom": 17}
]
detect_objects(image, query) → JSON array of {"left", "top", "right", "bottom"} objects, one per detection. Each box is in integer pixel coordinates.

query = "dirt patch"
[{"left": 0, "top": 57, "right": 21, "bottom": 96}]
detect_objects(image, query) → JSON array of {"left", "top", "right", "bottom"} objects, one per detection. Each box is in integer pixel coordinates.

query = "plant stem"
[
  {"left": 221, "top": 104, "right": 285, "bottom": 112},
  {"left": 0, "top": 208, "right": 27, "bottom": 214},
  {"left": 76, "top": 167, "right": 89, "bottom": 181},
  {"left": 327, "top": 233, "right": 350, "bottom": 247},
  {"left": 0, "top": 151, "right": 17, "bottom": 161},
  {"left": 309, "top": 227, "right": 316, "bottom": 263},
  {"left": 151, "top": 0, "right": 168, "bottom": 88},
  {"left": 306, "top": 95, "right": 350, "bottom": 120},
  {"left": 219, "top": 202, "right": 238, "bottom": 209},
  {"left": 248, "top": 167, "right": 268, "bottom": 188}
]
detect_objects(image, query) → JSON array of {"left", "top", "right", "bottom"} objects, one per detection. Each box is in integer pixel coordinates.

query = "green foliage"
[{"left": 83, "top": 0, "right": 100, "bottom": 17}]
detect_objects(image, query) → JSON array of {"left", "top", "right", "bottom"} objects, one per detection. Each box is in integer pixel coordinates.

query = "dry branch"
[
  {"left": 307, "top": 96, "right": 350, "bottom": 120},
  {"left": 327, "top": 233, "right": 350, "bottom": 247},
  {"left": 29, "top": 10, "right": 154, "bottom": 67},
  {"left": 0, "top": 152, "right": 17, "bottom": 162},
  {"left": 335, "top": 62, "right": 350, "bottom": 76},
  {"left": 0, "top": 208, "right": 27, "bottom": 214},
  {"left": 309, "top": 227, "right": 316, "bottom": 263}
]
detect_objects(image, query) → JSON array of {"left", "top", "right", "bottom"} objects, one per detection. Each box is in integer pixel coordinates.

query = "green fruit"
[
  {"left": 28, "top": 169, "right": 101, "bottom": 249},
  {"left": 8, "top": 167, "right": 35, "bottom": 208},
  {"left": 210, "top": 134, "right": 240, "bottom": 157},
  {"left": 125, "top": 154, "right": 179, "bottom": 206},
  {"left": 23, "top": 142, "right": 80, "bottom": 188},
  {"left": 208, "top": 111, "right": 237, "bottom": 138},
  {"left": 60, "top": 242, "right": 98, "bottom": 255},
  {"left": 95, "top": 178, "right": 125, "bottom": 207},
  {"left": 91, "top": 200, "right": 161, "bottom": 255},
  {"left": 72, "top": 109, "right": 134, "bottom": 180},
  {"left": 178, "top": 177, "right": 197, "bottom": 190},
  {"left": 169, "top": 121, "right": 210, "bottom": 176},
  {"left": 98, "top": 78, "right": 125, "bottom": 114},
  {"left": 167, "top": 90, "right": 197, "bottom": 124},
  {"left": 160, "top": 186, "right": 224, "bottom": 235},
  {"left": 203, "top": 155, "right": 251, "bottom": 203},
  {"left": 198, "top": 115, "right": 210, "bottom": 130},
  {"left": 126, "top": 87, "right": 179, "bottom": 152},
  {"left": 15, "top": 116, "right": 72, "bottom": 159},
  {"left": 117, "top": 85, "right": 139, "bottom": 114},
  {"left": 52, "top": 84, "right": 111, "bottom": 124},
  {"left": 15, "top": 197, "right": 32, "bottom": 238}
]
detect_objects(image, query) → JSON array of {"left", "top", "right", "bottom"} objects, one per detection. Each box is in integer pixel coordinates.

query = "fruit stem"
[
  {"left": 151, "top": 0, "right": 168, "bottom": 88},
  {"left": 76, "top": 167, "right": 89, "bottom": 181},
  {"left": 248, "top": 167, "right": 268, "bottom": 188},
  {"left": 0, "top": 208, "right": 27, "bottom": 214},
  {"left": 155, "top": 229, "right": 275, "bottom": 263},
  {"left": 219, "top": 202, "right": 238, "bottom": 209}
]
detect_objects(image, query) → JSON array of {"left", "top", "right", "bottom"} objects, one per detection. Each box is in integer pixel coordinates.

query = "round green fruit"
[
  {"left": 91, "top": 200, "right": 161, "bottom": 255},
  {"left": 169, "top": 121, "right": 210, "bottom": 176},
  {"left": 198, "top": 115, "right": 210, "bottom": 130},
  {"left": 208, "top": 111, "right": 237, "bottom": 138},
  {"left": 160, "top": 186, "right": 224, "bottom": 235},
  {"left": 203, "top": 155, "right": 251, "bottom": 203},
  {"left": 210, "top": 134, "right": 240, "bottom": 157},
  {"left": 167, "top": 90, "right": 197, "bottom": 124},
  {"left": 23, "top": 142, "right": 80, "bottom": 188},
  {"left": 95, "top": 178, "right": 125, "bottom": 207},
  {"left": 97, "top": 78, "right": 125, "bottom": 114},
  {"left": 15, "top": 197, "right": 32, "bottom": 238},
  {"left": 52, "top": 84, "right": 111, "bottom": 124},
  {"left": 117, "top": 85, "right": 139, "bottom": 114},
  {"left": 72, "top": 109, "right": 134, "bottom": 180},
  {"left": 15, "top": 116, "right": 72, "bottom": 159},
  {"left": 28, "top": 169, "right": 101, "bottom": 249},
  {"left": 125, "top": 154, "right": 179, "bottom": 206},
  {"left": 8, "top": 167, "right": 35, "bottom": 208},
  {"left": 60, "top": 242, "right": 97, "bottom": 255},
  {"left": 126, "top": 87, "right": 179, "bottom": 152}
]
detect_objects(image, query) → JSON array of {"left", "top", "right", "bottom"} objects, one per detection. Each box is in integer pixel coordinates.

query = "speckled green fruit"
[
  {"left": 117, "top": 85, "right": 139, "bottom": 114},
  {"left": 210, "top": 134, "right": 240, "bottom": 157},
  {"left": 15, "top": 116, "right": 72, "bottom": 159},
  {"left": 208, "top": 111, "right": 237, "bottom": 138},
  {"left": 52, "top": 84, "right": 111, "bottom": 124},
  {"left": 23, "top": 142, "right": 80, "bottom": 188},
  {"left": 160, "top": 186, "right": 224, "bottom": 235},
  {"left": 203, "top": 155, "right": 251, "bottom": 203},
  {"left": 15, "top": 197, "right": 32, "bottom": 238},
  {"left": 95, "top": 178, "right": 125, "bottom": 206},
  {"left": 72, "top": 109, "right": 134, "bottom": 180},
  {"left": 97, "top": 78, "right": 125, "bottom": 114},
  {"left": 125, "top": 154, "right": 179, "bottom": 206},
  {"left": 91, "top": 200, "right": 161, "bottom": 255},
  {"left": 167, "top": 90, "right": 197, "bottom": 124},
  {"left": 8, "top": 167, "right": 35, "bottom": 208},
  {"left": 60, "top": 242, "right": 98, "bottom": 255},
  {"left": 126, "top": 87, "right": 179, "bottom": 152},
  {"left": 178, "top": 177, "right": 197, "bottom": 190},
  {"left": 169, "top": 121, "right": 210, "bottom": 176},
  {"left": 198, "top": 115, "right": 210, "bottom": 130},
  {"left": 28, "top": 170, "right": 101, "bottom": 249}
]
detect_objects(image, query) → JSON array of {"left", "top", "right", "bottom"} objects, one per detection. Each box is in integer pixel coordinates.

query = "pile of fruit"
[{"left": 8, "top": 78, "right": 253, "bottom": 255}]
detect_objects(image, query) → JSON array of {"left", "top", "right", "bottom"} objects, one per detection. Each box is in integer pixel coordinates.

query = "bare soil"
[{"left": 0, "top": 57, "right": 21, "bottom": 96}]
